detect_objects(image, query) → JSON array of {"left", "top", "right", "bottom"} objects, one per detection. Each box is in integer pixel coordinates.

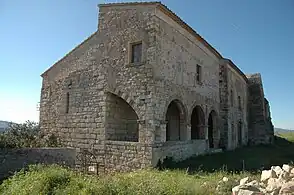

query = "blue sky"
[{"left": 0, "top": 0, "right": 293, "bottom": 129}]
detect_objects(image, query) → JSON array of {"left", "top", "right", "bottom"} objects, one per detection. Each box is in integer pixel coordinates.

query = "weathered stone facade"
[{"left": 39, "top": 2, "right": 274, "bottom": 173}]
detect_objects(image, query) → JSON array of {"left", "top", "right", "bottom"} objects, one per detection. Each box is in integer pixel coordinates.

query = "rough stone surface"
[
  {"left": 282, "top": 165, "right": 292, "bottom": 173},
  {"left": 279, "top": 181, "right": 294, "bottom": 195},
  {"left": 273, "top": 166, "right": 284, "bottom": 177},
  {"left": 0, "top": 148, "right": 76, "bottom": 181},
  {"left": 247, "top": 74, "right": 274, "bottom": 145},
  {"left": 232, "top": 164, "right": 294, "bottom": 195},
  {"left": 39, "top": 2, "right": 274, "bottom": 173},
  {"left": 261, "top": 170, "right": 278, "bottom": 182}
]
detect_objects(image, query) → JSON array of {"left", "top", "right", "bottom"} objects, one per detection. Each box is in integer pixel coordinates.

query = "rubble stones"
[
  {"left": 261, "top": 170, "right": 277, "bottom": 182},
  {"left": 231, "top": 164, "right": 294, "bottom": 195}
]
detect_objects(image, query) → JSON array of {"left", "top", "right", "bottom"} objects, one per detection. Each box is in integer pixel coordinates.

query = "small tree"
[{"left": 0, "top": 121, "right": 62, "bottom": 148}]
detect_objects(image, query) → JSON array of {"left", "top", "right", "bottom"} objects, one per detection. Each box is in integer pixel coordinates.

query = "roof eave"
[{"left": 224, "top": 58, "right": 249, "bottom": 83}]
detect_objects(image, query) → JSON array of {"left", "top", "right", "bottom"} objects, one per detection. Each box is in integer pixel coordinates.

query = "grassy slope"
[
  {"left": 165, "top": 134, "right": 294, "bottom": 173},
  {"left": 1, "top": 132, "right": 293, "bottom": 195}
]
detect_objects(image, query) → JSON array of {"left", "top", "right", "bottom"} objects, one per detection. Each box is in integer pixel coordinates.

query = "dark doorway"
[
  {"left": 208, "top": 110, "right": 217, "bottom": 149},
  {"left": 208, "top": 113, "right": 214, "bottom": 148},
  {"left": 238, "top": 121, "right": 242, "bottom": 146},
  {"left": 166, "top": 101, "right": 181, "bottom": 141},
  {"left": 191, "top": 106, "right": 205, "bottom": 139}
]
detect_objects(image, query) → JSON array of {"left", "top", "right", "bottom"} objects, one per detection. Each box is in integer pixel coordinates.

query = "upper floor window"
[
  {"left": 230, "top": 89, "right": 234, "bottom": 106},
  {"left": 196, "top": 64, "right": 202, "bottom": 83},
  {"left": 65, "top": 92, "right": 70, "bottom": 114},
  {"left": 130, "top": 42, "right": 142, "bottom": 63},
  {"left": 238, "top": 96, "right": 241, "bottom": 110}
]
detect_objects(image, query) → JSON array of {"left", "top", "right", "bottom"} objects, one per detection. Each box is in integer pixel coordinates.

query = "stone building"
[{"left": 39, "top": 1, "right": 274, "bottom": 173}]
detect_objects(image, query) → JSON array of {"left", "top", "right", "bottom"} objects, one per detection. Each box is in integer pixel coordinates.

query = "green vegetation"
[
  {"left": 0, "top": 164, "right": 258, "bottom": 195},
  {"left": 0, "top": 121, "right": 61, "bottom": 148},
  {"left": 163, "top": 135, "right": 294, "bottom": 173},
  {"left": 1, "top": 133, "right": 293, "bottom": 195},
  {"left": 276, "top": 131, "right": 294, "bottom": 142}
]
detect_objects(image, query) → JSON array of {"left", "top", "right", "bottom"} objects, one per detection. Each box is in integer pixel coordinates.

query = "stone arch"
[
  {"left": 105, "top": 91, "right": 139, "bottom": 142},
  {"left": 208, "top": 110, "right": 219, "bottom": 148},
  {"left": 165, "top": 99, "right": 187, "bottom": 141},
  {"left": 162, "top": 96, "right": 188, "bottom": 123},
  {"left": 190, "top": 105, "right": 205, "bottom": 139}
]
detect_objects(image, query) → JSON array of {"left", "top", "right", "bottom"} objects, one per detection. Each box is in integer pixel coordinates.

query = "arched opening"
[
  {"left": 208, "top": 110, "right": 218, "bottom": 148},
  {"left": 165, "top": 100, "right": 186, "bottom": 141},
  {"left": 238, "top": 121, "right": 242, "bottom": 146},
  {"left": 191, "top": 105, "right": 205, "bottom": 139},
  {"left": 105, "top": 92, "right": 139, "bottom": 142}
]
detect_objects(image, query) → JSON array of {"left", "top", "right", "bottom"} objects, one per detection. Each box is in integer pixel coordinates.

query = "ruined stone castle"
[{"left": 39, "top": 2, "right": 274, "bottom": 173}]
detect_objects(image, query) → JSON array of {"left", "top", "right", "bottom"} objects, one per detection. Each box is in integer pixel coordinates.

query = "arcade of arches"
[
  {"left": 103, "top": 94, "right": 220, "bottom": 148},
  {"left": 165, "top": 99, "right": 219, "bottom": 148}
]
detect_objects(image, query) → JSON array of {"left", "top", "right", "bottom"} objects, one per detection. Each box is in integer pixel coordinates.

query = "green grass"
[
  {"left": 1, "top": 133, "right": 293, "bottom": 195},
  {"left": 276, "top": 131, "right": 294, "bottom": 142},
  {"left": 0, "top": 164, "right": 258, "bottom": 195},
  {"left": 164, "top": 135, "right": 294, "bottom": 173}
]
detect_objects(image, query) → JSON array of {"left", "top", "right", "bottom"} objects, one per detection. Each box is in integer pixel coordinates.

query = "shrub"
[{"left": 0, "top": 121, "right": 62, "bottom": 148}]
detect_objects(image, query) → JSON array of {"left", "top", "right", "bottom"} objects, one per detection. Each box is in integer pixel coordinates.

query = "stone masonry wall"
[
  {"left": 152, "top": 140, "right": 207, "bottom": 165},
  {"left": 247, "top": 73, "right": 273, "bottom": 144},
  {"left": 104, "top": 141, "right": 152, "bottom": 174},
  {"left": 264, "top": 98, "right": 274, "bottom": 143},
  {"left": 219, "top": 63, "right": 229, "bottom": 149},
  {"left": 0, "top": 148, "right": 76, "bottom": 181},
  {"left": 150, "top": 7, "right": 221, "bottom": 147},
  {"left": 40, "top": 4, "right": 160, "bottom": 173},
  {"left": 219, "top": 60, "right": 248, "bottom": 150},
  {"left": 227, "top": 63, "right": 248, "bottom": 149}
]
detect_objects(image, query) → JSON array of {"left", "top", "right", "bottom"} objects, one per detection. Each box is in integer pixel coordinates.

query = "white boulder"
[
  {"left": 272, "top": 166, "right": 283, "bottom": 177},
  {"left": 261, "top": 169, "right": 277, "bottom": 182},
  {"left": 282, "top": 164, "right": 292, "bottom": 173},
  {"left": 266, "top": 178, "right": 283, "bottom": 194},
  {"left": 240, "top": 177, "right": 250, "bottom": 185}
]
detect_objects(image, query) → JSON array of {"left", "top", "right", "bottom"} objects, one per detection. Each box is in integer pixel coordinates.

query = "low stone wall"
[
  {"left": 152, "top": 140, "right": 207, "bottom": 165},
  {"left": 0, "top": 148, "right": 76, "bottom": 181},
  {"left": 104, "top": 141, "right": 153, "bottom": 173}
]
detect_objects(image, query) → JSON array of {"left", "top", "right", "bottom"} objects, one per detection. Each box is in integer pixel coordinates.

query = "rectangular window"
[
  {"left": 66, "top": 92, "right": 70, "bottom": 113},
  {"left": 238, "top": 96, "right": 241, "bottom": 110},
  {"left": 130, "top": 42, "right": 142, "bottom": 63},
  {"left": 230, "top": 89, "right": 234, "bottom": 106},
  {"left": 196, "top": 64, "right": 201, "bottom": 83}
]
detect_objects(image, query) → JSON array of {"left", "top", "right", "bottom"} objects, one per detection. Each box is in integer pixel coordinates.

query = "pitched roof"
[
  {"left": 42, "top": 1, "right": 223, "bottom": 77},
  {"left": 99, "top": 1, "right": 223, "bottom": 59}
]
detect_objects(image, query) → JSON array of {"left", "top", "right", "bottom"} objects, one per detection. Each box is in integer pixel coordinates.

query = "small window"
[
  {"left": 65, "top": 92, "right": 70, "bottom": 113},
  {"left": 238, "top": 96, "right": 241, "bottom": 110},
  {"left": 130, "top": 42, "right": 142, "bottom": 63},
  {"left": 68, "top": 81, "right": 72, "bottom": 89},
  {"left": 196, "top": 64, "right": 201, "bottom": 83},
  {"left": 230, "top": 89, "right": 234, "bottom": 106}
]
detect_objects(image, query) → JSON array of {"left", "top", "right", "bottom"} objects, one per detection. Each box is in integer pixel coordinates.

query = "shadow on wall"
[{"left": 156, "top": 136, "right": 294, "bottom": 173}]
